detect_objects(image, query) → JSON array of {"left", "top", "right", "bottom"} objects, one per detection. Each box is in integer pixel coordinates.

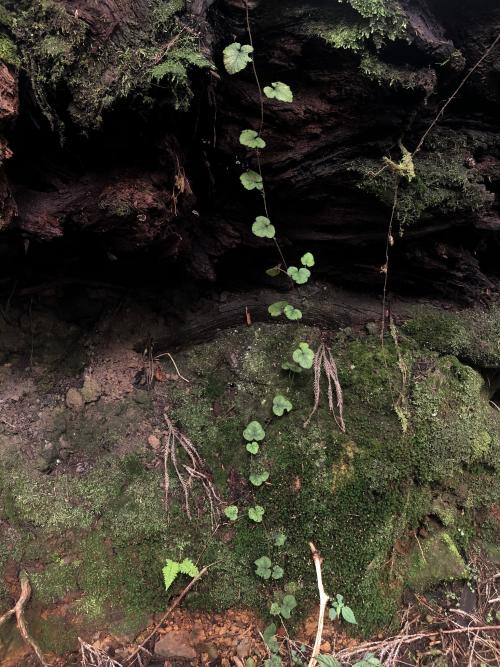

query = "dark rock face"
[{"left": 0, "top": 0, "right": 499, "bottom": 300}]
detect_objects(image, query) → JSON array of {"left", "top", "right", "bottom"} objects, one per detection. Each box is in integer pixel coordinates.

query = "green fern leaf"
[
  {"left": 162, "top": 559, "right": 180, "bottom": 592},
  {"left": 178, "top": 558, "right": 200, "bottom": 578}
]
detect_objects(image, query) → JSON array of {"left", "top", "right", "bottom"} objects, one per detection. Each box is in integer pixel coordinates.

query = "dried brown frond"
[
  {"left": 79, "top": 639, "right": 123, "bottom": 667},
  {"left": 304, "top": 343, "right": 345, "bottom": 433}
]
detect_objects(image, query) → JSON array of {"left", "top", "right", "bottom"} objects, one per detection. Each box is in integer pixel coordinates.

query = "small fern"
[{"left": 162, "top": 558, "right": 200, "bottom": 593}]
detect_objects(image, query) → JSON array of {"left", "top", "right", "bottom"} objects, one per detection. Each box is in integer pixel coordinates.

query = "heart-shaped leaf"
[
  {"left": 240, "top": 129, "right": 266, "bottom": 149},
  {"left": 269, "top": 601, "right": 281, "bottom": 615},
  {"left": 284, "top": 305, "right": 302, "bottom": 321},
  {"left": 272, "top": 565, "right": 284, "bottom": 579},
  {"left": 252, "top": 216, "right": 275, "bottom": 238},
  {"left": 281, "top": 361, "right": 303, "bottom": 373},
  {"left": 223, "top": 42, "right": 254, "bottom": 74},
  {"left": 248, "top": 505, "right": 265, "bottom": 522},
  {"left": 254, "top": 555, "right": 272, "bottom": 578},
  {"left": 249, "top": 470, "right": 270, "bottom": 486},
  {"left": 264, "top": 81, "right": 293, "bottom": 103},
  {"left": 287, "top": 266, "right": 311, "bottom": 285},
  {"left": 224, "top": 505, "right": 239, "bottom": 521},
  {"left": 293, "top": 342, "right": 314, "bottom": 369},
  {"left": 243, "top": 420, "right": 265, "bottom": 441},
  {"left": 280, "top": 594, "right": 297, "bottom": 619},
  {"left": 301, "top": 252, "right": 315, "bottom": 267},
  {"left": 240, "top": 170, "right": 263, "bottom": 191},
  {"left": 268, "top": 301, "right": 287, "bottom": 317},
  {"left": 273, "top": 394, "right": 292, "bottom": 416},
  {"left": 246, "top": 441, "right": 259, "bottom": 454},
  {"left": 266, "top": 265, "right": 281, "bottom": 277}
]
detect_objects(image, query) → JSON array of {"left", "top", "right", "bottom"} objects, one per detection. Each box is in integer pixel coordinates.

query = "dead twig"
[
  {"left": 79, "top": 639, "right": 123, "bottom": 667},
  {"left": 0, "top": 570, "right": 50, "bottom": 667},
  {"left": 308, "top": 542, "right": 330, "bottom": 667}
]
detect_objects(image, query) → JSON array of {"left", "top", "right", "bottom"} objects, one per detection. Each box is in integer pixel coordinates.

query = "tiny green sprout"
[
  {"left": 268, "top": 301, "right": 287, "bottom": 317},
  {"left": 243, "top": 420, "right": 265, "bottom": 441},
  {"left": 301, "top": 252, "right": 315, "bottom": 267},
  {"left": 240, "top": 170, "right": 263, "bottom": 191},
  {"left": 281, "top": 361, "right": 302, "bottom": 374},
  {"left": 223, "top": 42, "right": 254, "bottom": 74},
  {"left": 274, "top": 532, "right": 287, "bottom": 546},
  {"left": 246, "top": 441, "right": 259, "bottom": 454},
  {"left": 252, "top": 216, "right": 275, "bottom": 238},
  {"left": 224, "top": 505, "right": 238, "bottom": 521},
  {"left": 287, "top": 266, "right": 311, "bottom": 285},
  {"left": 240, "top": 129, "right": 266, "bottom": 149},
  {"left": 273, "top": 394, "right": 292, "bottom": 416},
  {"left": 272, "top": 565, "right": 284, "bottom": 579},
  {"left": 249, "top": 470, "right": 270, "bottom": 486},
  {"left": 293, "top": 342, "right": 314, "bottom": 369},
  {"left": 264, "top": 81, "right": 293, "bottom": 103},
  {"left": 266, "top": 265, "right": 281, "bottom": 277},
  {"left": 329, "top": 593, "right": 357, "bottom": 624},
  {"left": 248, "top": 505, "right": 265, "bottom": 522},
  {"left": 284, "top": 305, "right": 302, "bottom": 321},
  {"left": 255, "top": 555, "right": 272, "bottom": 579}
]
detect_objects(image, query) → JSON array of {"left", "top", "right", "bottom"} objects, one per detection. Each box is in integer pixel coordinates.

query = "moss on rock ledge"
[{"left": 0, "top": 314, "right": 499, "bottom": 653}]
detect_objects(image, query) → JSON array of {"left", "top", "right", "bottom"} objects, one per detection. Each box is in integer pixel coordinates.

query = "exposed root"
[
  {"left": 0, "top": 570, "right": 50, "bottom": 667},
  {"left": 304, "top": 343, "right": 345, "bottom": 432},
  {"left": 79, "top": 640, "right": 123, "bottom": 667},
  {"left": 334, "top": 551, "right": 500, "bottom": 666},
  {"left": 163, "top": 412, "right": 222, "bottom": 527}
]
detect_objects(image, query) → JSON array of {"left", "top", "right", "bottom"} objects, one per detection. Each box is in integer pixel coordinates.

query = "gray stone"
[{"left": 154, "top": 631, "right": 196, "bottom": 660}]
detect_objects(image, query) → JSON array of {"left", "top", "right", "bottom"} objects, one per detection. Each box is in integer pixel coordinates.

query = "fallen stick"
[
  {"left": 308, "top": 542, "right": 330, "bottom": 667},
  {"left": 0, "top": 570, "right": 50, "bottom": 667}
]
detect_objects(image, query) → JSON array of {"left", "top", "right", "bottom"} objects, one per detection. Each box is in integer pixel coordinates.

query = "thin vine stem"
[
  {"left": 244, "top": 0, "right": 288, "bottom": 271},
  {"left": 380, "top": 178, "right": 399, "bottom": 344}
]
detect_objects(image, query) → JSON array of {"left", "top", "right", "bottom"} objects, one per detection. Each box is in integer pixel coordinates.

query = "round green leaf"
[
  {"left": 248, "top": 505, "right": 265, "bottom": 522},
  {"left": 224, "top": 505, "right": 239, "bottom": 521},
  {"left": 317, "top": 657, "right": 342, "bottom": 667},
  {"left": 293, "top": 342, "right": 314, "bottom": 369},
  {"left": 246, "top": 441, "right": 259, "bottom": 455},
  {"left": 263, "top": 81, "right": 293, "bottom": 103},
  {"left": 254, "top": 555, "right": 272, "bottom": 578},
  {"left": 240, "top": 129, "right": 266, "bottom": 149},
  {"left": 280, "top": 594, "right": 297, "bottom": 619},
  {"left": 281, "top": 360, "right": 303, "bottom": 373},
  {"left": 266, "top": 265, "right": 281, "bottom": 277},
  {"left": 223, "top": 42, "right": 254, "bottom": 74},
  {"left": 240, "top": 170, "right": 263, "bottom": 191},
  {"left": 269, "top": 602, "right": 281, "bottom": 615},
  {"left": 284, "top": 305, "right": 302, "bottom": 321},
  {"left": 269, "top": 301, "right": 287, "bottom": 317},
  {"left": 301, "top": 252, "right": 315, "bottom": 267},
  {"left": 243, "top": 420, "right": 265, "bottom": 441},
  {"left": 274, "top": 532, "right": 287, "bottom": 546},
  {"left": 252, "top": 216, "right": 275, "bottom": 238},
  {"left": 287, "top": 266, "right": 311, "bottom": 285},
  {"left": 249, "top": 470, "right": 270, "bottom": 487},
  {"left": 272, "top": 565, "right": 284, "bottom": 579},
  {"left": 328, "top": 607, "right": 337, "bottom": 621},
  {"left": 272, "top": 394, "right": 293, "bottom": 416}
]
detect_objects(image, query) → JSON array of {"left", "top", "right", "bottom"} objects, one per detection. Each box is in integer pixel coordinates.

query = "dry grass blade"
[
  {"left": 304, "top": 343, "right": 345, "bottom": 432},
  {"left": 163, "top": 413, "right": 222, "bottom": 527}
]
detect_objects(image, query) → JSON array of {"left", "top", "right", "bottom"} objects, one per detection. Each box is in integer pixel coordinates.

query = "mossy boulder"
[{"left": 405, "top": 531, "right": 467, "bottom": 592}]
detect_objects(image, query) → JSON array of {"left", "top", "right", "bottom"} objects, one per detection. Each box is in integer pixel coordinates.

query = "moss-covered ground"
[{"left": 0, "top": 309, "right": 500, "bottom": 655}]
